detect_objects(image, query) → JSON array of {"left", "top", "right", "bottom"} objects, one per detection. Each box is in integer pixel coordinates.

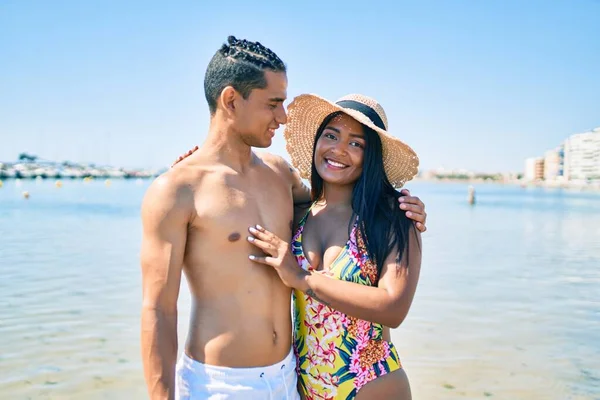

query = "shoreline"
[
  {"left": 0, "top": 175, "right": 156, "bottom": 180},
  {"left": 1, "top": 175, "right": 599, "bottom": 193},
  {"left": 0, "top": 160, "right": 162, "bottom": 180},
  {"left": 412, "top": 177, "right": 600, "bottom": 192}
]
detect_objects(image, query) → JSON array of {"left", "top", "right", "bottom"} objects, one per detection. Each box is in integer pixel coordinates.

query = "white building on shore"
[
  {"left": 564, "top": 127, "right": 600, "bottom": 182},
  {"left": 524, "top": 157, "right": 544, "bottom": 181},
  {"left": 544, "top": 146, "right": 564, "bottom": 181}
]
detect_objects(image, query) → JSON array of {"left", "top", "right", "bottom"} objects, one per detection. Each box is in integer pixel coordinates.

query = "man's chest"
[{"left": 195, "top": 175, "right": 294, "bottom": 243}]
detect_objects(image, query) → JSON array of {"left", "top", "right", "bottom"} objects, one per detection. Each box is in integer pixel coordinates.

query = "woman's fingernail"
[
  {"left": 400, "top": 203, "right": 407, "bottom": 209},
  {"left": 249, "top": 255, "right": 255, "bottom": 260},
  {"left": 399, "top": 197, "right": 405, "bottom": 202},
  {"left": 256, "top": 224, "right": 263, "bottom": 230},
  {"left": 247, "top": 236, "right": 254, "bottom": 242},
  {"left": 406, "top": 211, "right": 412, "bottom": 217},
  {"left": 249, "top": 227, "right": 257, "bottom": 233}
]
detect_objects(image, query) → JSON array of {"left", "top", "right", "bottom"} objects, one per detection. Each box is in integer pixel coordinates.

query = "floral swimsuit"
[{"left": 292, "top": 204, "right": 402, "bottom": 400}]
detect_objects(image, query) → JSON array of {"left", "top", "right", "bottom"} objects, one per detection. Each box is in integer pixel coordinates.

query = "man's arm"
[
  {"left": 140, "top": 174, "right": 192, "bottom": 400},
  {"left": 268, "top": 154, "right": 311, "bottom": 205},
  {"left": 273, "top": 156, "right": 429, "bottom": 231},
  {"left": 288, "top": 164, "right": 312, "bottom": 205},
  {"left": 398, "top": 188, "right": 427, "bottom": 233},
  {"left": 169, "top": 147, "right": 428, "bottom": 231}
]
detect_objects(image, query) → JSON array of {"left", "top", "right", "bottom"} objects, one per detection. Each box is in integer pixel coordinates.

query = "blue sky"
[{"left": 1, "top": 0, "right": 598, "bottom": 173}]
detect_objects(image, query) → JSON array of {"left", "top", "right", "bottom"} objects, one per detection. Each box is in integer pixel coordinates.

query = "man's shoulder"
[
  {"left": 147, "top": 170, "right": 189, "bottom": 195},
  {"left": 142, "top": 169, "right": 198, "bottom": 216},
  {"left": 255, "top": 151, "right": 294, "bottom": 175}
]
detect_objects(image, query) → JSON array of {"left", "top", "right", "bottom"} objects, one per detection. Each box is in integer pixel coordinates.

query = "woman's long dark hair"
[{"left": 310, "top": 112, "right": 417, "bottom": 279}]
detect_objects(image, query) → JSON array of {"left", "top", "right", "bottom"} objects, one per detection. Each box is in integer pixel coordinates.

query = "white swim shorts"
[{"left": 175, "top": 346, "right": 300, "bottom": 400}]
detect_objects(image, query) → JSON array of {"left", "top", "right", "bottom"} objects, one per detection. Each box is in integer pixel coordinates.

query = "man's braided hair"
[{"left": 204, "top": 36, "right": 286, "bottom": 114}]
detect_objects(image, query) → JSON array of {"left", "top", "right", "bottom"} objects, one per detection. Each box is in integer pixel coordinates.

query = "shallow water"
[{"left": 0, "top": 179, "right": 598, "bottom": 399}]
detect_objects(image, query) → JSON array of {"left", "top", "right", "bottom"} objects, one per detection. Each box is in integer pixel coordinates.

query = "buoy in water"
[
  {"left": 467, "top": 186, "right": 476, "bottom": 205},
  {"left": 23, "top": 191, "right": 30, "bottom": 199},
  {"left": 105, "top": 179, "right": 111, "bottom": 187},
  {"left": 55, "top": 180, "right": 63, "bottom": 188},
  {"left": 0, "top": 180, "right": 3, "bottom": 188}
]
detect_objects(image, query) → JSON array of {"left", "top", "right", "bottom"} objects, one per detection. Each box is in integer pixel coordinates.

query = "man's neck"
[{"left": 202, "top": 119, "right": 254, "bottom": 172}]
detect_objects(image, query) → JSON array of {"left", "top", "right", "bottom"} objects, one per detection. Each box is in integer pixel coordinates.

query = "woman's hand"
[
  {"left": 247, "top": 225, "right": 308, "bottom": 289},
  {"left": 171, "top": 145, "right": 199, "bottom": 167}
]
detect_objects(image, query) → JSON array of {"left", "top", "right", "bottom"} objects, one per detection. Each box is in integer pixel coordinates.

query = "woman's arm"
[
  {"left": 302, "top": 228, "right": 421, "bottom": 327},
  {"left": 248, "top": 225, "right": 422, "bottom": 328}
]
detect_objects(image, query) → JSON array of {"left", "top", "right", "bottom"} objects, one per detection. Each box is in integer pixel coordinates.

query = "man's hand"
[
  {"left": 171, "top": 145, "right": 199, "bottom": 167},
  {"left": 398, "top": 188, "right": 427, "bottom": 233}
]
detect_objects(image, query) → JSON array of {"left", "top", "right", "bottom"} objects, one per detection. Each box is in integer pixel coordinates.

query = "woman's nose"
[{"left": 331, "top": 141, "right": 348, "bottom": 156}]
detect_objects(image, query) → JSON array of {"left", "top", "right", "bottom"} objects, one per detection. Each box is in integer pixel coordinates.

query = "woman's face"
[{"left": 314, "top": 114, "right": 366, "bottom": 186}]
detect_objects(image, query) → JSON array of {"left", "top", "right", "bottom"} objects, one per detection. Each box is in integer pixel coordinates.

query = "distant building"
[
  {"left": 524, "top": 157, "right": 544, "bottom": 181},
  {"left": 564, "top": 127, "right": 600, "bottom": 181},
  {"left": 544, "top": 145, "right": 564, "bottom": 181}
]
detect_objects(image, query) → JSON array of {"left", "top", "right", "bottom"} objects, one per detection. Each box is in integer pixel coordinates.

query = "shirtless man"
[{"left": 140, "top": 36, "right": 428, "bottom": 400}]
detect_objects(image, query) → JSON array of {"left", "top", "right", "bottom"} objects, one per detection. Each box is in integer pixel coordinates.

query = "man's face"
[{"left": 234, "top": 71, "right": 288, "bottom": 148}]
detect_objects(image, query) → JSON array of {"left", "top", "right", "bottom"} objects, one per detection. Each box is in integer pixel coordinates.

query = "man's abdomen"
[{"left": 184, "top": 285, "right": 293, "bottom": 368}]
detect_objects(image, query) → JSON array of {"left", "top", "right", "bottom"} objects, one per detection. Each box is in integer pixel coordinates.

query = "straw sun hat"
[{"left": 283, "top": 94, "right": 419, "bottom": 188}]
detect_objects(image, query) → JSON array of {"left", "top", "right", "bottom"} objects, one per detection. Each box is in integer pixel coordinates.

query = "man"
[{"left": 140, "top": 36, "right": 427, "bottom": 399}]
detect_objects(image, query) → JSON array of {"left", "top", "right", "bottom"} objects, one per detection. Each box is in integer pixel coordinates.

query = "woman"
[{"left": 247, "top": 94, "right": 422, "bottom": 400}]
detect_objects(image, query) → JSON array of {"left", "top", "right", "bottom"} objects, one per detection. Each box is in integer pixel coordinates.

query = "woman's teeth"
[{"left": 326, "top": 159, "right": 347, "bottom": 168}]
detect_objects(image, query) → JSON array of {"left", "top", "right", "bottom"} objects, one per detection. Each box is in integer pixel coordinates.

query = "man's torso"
[{"left": 175, "top": 151, "right": 294, "bottom": 368}]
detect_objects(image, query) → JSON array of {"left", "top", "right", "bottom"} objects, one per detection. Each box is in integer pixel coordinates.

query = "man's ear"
[{"left": 219, "top": 86, "right": 238, "bottom": 116}]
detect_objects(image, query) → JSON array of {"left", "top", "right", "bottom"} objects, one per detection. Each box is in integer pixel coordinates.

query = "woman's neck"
[{"left": 319, "top": 182, "right": 354, "bottom": 210}]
